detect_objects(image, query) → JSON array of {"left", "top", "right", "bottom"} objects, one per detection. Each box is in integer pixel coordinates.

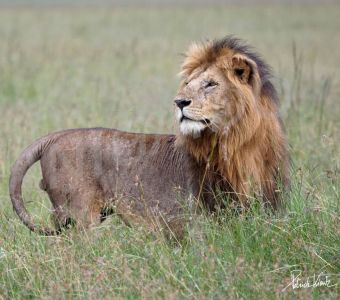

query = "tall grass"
[{"left": 0, "top": 3, "right": 339, "bottom": 299}]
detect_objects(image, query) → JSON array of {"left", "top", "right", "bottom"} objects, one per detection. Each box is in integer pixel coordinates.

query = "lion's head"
[
  {"left": 174, "top": 36, "right": 289, "bottom": 207},
  {"left": 174, "top": 37, "right": 269, "bottom": 138}
]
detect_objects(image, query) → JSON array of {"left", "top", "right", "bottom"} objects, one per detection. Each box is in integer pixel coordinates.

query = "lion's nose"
[{"left": 174, "top": 99, "right": 191, "bottom": 110}]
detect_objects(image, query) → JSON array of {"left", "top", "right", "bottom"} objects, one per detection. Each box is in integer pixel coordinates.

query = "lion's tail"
[{"left": 9, "top": 131, "right": 68, "bottom": 235}]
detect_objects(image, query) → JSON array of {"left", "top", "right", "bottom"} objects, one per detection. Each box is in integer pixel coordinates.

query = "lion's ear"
[{"left": 231, "top": 54, "right": 258, "bottom": 85}]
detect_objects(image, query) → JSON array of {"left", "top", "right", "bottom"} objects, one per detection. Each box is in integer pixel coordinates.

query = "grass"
[{"left": 0, "top": 3, "right": 339, "bottom": 299}]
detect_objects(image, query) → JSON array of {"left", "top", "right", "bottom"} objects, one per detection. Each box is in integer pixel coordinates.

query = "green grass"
[{"left": 0, "top": 3, "right": 339, "bottom": 299}]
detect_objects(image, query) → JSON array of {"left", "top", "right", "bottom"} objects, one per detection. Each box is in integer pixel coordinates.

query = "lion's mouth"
[{"left": 180, "top": 115, "right": 210, "bottom": 125}]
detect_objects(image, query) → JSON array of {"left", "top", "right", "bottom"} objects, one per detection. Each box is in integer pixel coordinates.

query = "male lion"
[{"left": 9, "top": 36, "right": 289, "bottom": 237}]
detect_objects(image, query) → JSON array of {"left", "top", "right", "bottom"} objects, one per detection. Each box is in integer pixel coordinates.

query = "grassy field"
[{"left": 0, "top": 3, "right": 339, "bottom": 299}]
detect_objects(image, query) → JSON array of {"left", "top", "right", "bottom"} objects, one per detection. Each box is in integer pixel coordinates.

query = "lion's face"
[
  {"left": 174, "top": 46, "right": 260, "bottom": 138},
  {"left": 174, "top": 66, "right": 229, "bottom": 137}
]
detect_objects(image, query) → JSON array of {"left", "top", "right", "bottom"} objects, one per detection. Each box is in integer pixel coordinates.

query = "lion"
[{"left": 9, "top": 36, "right": 289, "bottom": 237}]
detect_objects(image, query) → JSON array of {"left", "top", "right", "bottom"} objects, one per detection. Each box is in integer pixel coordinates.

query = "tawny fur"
[{"left": 9, "top": 36, "right": 289, "bottom": 237}]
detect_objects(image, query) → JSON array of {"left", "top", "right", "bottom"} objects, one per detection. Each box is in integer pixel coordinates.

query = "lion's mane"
[{"left": 176, "top": 37, "right": 290, "bottom": 208}]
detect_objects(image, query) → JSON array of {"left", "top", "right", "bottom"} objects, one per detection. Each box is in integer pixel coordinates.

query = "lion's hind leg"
[
  {"left": 44, "top": 187, "right": 76, "bottom": 233},
  {"left": 66, "top": 188, "right": 105, "bottom": 230},
  {"left": 45, "top": 183, "right": 105, "bottom": 233}
]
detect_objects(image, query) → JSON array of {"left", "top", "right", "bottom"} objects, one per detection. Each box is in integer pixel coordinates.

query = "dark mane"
[
  {"left": 212, "top": 36, "right": 272, "bottom": 84},
  {"left": 212, "top": 36, "right": 278, "bottom": 103},
  {"left": 179, "top": 36, "right": 289, "bottom": 208}
]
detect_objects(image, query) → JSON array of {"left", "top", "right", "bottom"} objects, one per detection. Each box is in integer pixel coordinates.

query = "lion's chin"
[{"left": 179, "top": 119, "right": 206, "bottom": 138}]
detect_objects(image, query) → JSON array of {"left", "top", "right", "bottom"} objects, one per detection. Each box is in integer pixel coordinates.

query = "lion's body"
[
  {"left": 9, "top": 36, "right": 289, "bottom": 236},
  {"left": 43, "top": 129, "right": 199, "bottom": 234},
  {"left": 10, "top": 128, "right": 201, "bottom": 236}
]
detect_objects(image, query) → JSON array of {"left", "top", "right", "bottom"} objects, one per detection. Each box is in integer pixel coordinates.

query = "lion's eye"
[{"left": 204, "top": 80, "right": 218, "bottom": 89}]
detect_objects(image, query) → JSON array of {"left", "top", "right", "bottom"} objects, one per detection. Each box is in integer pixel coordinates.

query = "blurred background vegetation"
[{"left": 0, "top": 1, "right": 338, "bottom": 299}]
